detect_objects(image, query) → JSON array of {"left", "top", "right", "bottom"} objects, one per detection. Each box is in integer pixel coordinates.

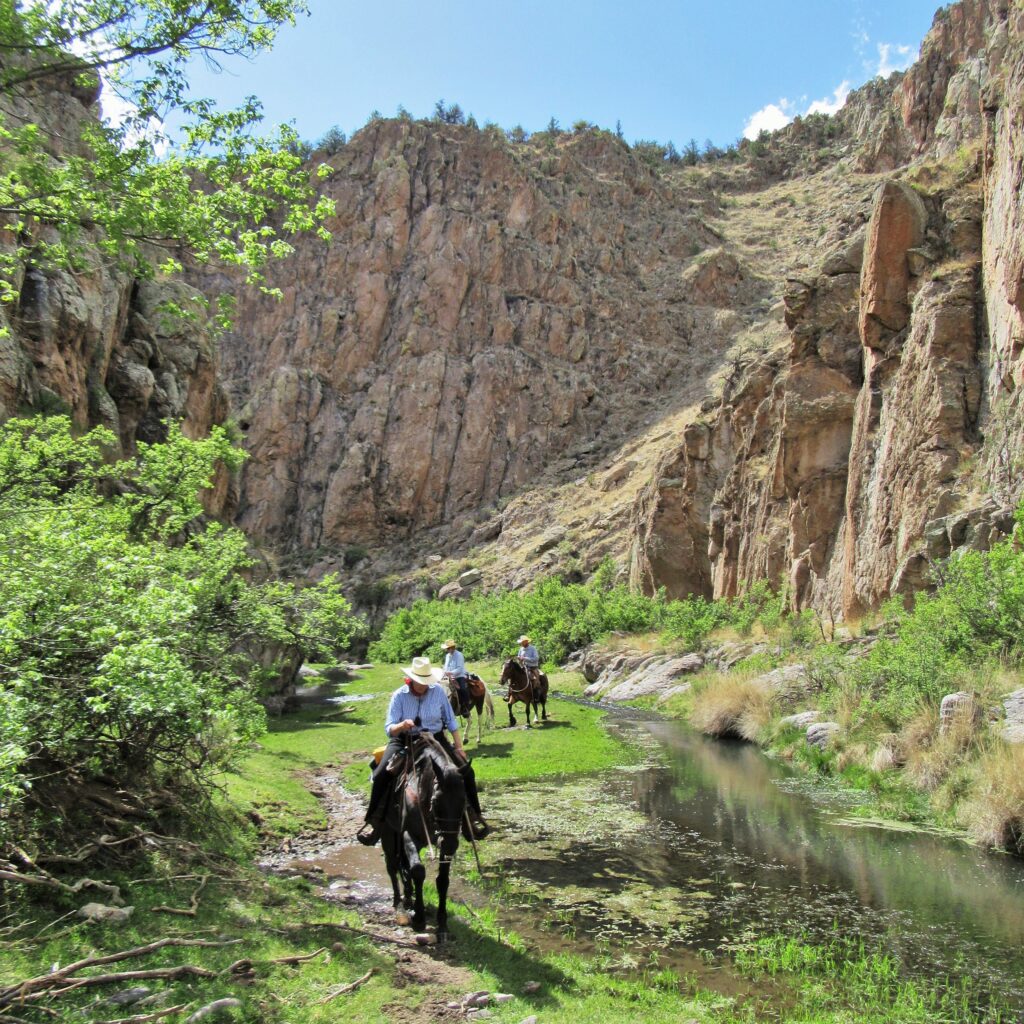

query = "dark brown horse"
[
  {"left": 378, "top": 731, "right": 467, "bottom": 939},
  {"left": 500, "top": 658, "right": 549, "bottom": 728},
  {"left": 446, "top": 673, "right": 495, "bottom": 743}
]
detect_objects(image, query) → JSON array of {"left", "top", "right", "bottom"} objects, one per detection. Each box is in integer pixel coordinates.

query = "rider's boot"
[{"left": 356, "top": 772, "right": 389, "bottom": 846}]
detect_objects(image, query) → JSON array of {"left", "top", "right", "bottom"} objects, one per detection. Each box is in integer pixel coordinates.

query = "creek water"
[
  {"left": 291, "top": 684, "right": 1024, "bottom": 1015},
  {"left": 482, "top": 711, "right": 1024, "bottom": 1015}
]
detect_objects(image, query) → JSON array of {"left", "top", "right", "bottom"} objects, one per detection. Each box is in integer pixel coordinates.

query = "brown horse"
[
  {"left": 500, "top": 658, "right": 548, "bottom": 728},
  {"left": 446, "top": 673, "right": 495, "bottom": 743},
  {"left": 378, "top": 731, "right": 467, "bottom": 940}
]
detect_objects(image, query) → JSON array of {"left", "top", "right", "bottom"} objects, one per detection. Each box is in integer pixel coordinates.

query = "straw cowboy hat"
[
  {"left": 518, "top": 635, "right": 531, "bottom": 644},
  {"left": 403, "top": 656, "right": 443, "bottom": 685},
  {"left": 443, "top": 639, "right": 457, "bottom": 649}
]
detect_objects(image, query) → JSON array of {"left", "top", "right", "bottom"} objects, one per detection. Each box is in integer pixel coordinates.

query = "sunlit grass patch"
[{"left": 690, "top": 670, "right": 775, "bottom": 741}]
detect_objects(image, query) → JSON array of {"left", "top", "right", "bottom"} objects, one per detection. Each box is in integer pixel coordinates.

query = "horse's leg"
[
  {"left": 381, "top": 832, "right": 402, "bottom": 910},
  {"left": 507, "top": 701, "right": 516, "bottom": 728},
  {"left": 435, "top": 861, "right": 452, "bottom": 941},
  {"left": 403, "top": 830, "right": 426, "bottom": 933}
]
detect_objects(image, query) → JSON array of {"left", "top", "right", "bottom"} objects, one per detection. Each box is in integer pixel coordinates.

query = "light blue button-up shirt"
[
  {"left": 443, "top": 650, "right": 467, "bottom": 677},
  {"left": 385, "top": 684, "right": 459, "bottom": 738},
  {"left": 518, "top": 644, "right": 539, "bottom": 667}
]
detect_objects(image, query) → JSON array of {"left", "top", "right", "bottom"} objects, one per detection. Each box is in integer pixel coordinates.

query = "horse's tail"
[{"left": 483, "top": 689, "right": 495, "bottom": 728}]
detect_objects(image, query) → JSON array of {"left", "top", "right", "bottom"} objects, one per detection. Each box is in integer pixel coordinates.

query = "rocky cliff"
[
  {"left": 0, "top": 71, "right": 231, "bottom": 508},
  {"left": 630, "top": 0, "right": 1024, "bottom": 618},
  {"left": 5, "top": 0, "right": 1023, "bottom": 622}
]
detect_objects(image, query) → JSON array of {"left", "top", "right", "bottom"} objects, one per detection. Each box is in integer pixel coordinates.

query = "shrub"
[{"left": 0, "top": 417, "right": 361, "bottom": 847}]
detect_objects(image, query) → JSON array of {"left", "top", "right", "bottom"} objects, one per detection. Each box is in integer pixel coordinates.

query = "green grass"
[{"left": 3, "top": 661, "right": 1011, "bottom": 1024}]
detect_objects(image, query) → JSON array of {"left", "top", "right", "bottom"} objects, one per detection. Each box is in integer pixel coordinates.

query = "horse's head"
[{"left": 500, "top": 658, "right": 518, "bottom": 685}]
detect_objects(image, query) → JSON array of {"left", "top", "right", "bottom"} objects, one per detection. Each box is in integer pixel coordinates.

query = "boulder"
[
  {"left": 1002, "top": 688, "right": 1024, "bottom": 744},
  {"left": 939, "top": 691, "right": 981, "bottom": 732},
  {"left": 780, "top": 710, "right": 821, "bottom": 730},
  {"left": 806, "top": 722, "right": 840, "bottom": 749},
  {"left": 586, "top": 652, "right": 704, "bottom": 702},
  {"left": 78, "top": 903, "right": 133, "bottom": 924}
]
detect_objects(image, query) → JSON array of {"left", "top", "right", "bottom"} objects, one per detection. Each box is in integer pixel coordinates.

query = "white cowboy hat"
[
  {"left": 403, "top": 656, "right": 443, "bottom": 685},
  {"left": 442, "top": 639, "right": 457, "bottom": 649},
  {"left": 518, "top": 635, "right": 531, "bottom": 644}
]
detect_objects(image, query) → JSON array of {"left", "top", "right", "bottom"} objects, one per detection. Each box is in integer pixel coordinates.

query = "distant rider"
[
  {"left": 442, "top": 638, "right": 471, "bottom": 714},
  {"left": 517, "top": 635, "right": 540, "bottom": 687},
  {"left": 356, "top": 657, "right": 488, "bottom": 846}
]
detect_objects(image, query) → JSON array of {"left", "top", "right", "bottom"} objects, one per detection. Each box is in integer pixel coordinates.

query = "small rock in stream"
[
  {"left": 493, "top": 993, "right": 515, "bottom": 1003},
  {"left": 414, "top": 932, "right": 436, "bottom": 945}
]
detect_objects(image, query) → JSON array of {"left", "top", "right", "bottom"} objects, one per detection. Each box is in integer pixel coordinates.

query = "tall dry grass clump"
[
  {"left": 902, "top": 703, "right": 982, "bottom": 792},
  {"left": 691, "top": 673, "right": 775, "bottom": 741},
  {"left": 960, "top": 742, "right": 1024, "bottom": 852}
]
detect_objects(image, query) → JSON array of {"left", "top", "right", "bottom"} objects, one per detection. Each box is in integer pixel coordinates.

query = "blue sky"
[{"left": 178, "top": 0, "right": 943, "bottom": 148}]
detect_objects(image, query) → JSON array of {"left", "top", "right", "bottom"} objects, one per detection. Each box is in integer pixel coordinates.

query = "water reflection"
[{"left": 494, "top": 718, "right": 1024, "bottom": 1013}]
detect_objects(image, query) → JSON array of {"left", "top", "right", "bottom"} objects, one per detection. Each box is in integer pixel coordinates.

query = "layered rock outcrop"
[
  {"left": 6, "top": 0, "right": 1022, "bottom": 624},
  {"left": 630, "top": 0, "right": 1024, "bottom": 617},
  {"left": 0, "top": 75, "right": 229, "bottom": 470}
]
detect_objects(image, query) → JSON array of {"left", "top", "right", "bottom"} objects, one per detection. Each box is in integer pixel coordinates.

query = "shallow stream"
[
  {"left": 481, "top": 711, "right": 1024, "bottom": 1014},
  {"left": 292, "top": 685, "right": 1024, "bottom": 1015}
]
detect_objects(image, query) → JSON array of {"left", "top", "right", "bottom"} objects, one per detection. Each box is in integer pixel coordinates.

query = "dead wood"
[
  {"left": 152, "top": 875, "right": 209, "bottom": 917},
  {"left": 94, "top": 1005, "right": 189, "bottom": 1024},
  {"left": 286, "top": 921, "right": 420, "bottom": 948},
  {"left": 319, "top": 967, "right": 374, "bottom": 1003},
  {"left": 269, "top": 946, "right": 326, "bottom": 965},
  {"left": 0, "top": 937, "right": 239, "bottom": 1007},
  {"left": 25, "top": 965, "right": 216, "bottom": 1003}
]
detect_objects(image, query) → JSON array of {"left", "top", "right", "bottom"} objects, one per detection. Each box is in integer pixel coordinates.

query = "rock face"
[
  {"left": 7, "top": 0, "right": 1024, "bottom": 625},
  {"left": 205, "top": 122, "right": 734, "bottom": 552},
  {"left": 630, "top": 0, "right": 1024, "bottom": 616},
  {"left": 0, "top": 75, "right": 229, "bottom": 480}
]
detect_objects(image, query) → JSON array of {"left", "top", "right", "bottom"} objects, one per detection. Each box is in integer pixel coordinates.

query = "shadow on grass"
[
  {"left": 443, "top": 911, "right": 572, "bottom": 1010},
  {"left": 268, "top": 707, "right": 375, "bottom": 732}
]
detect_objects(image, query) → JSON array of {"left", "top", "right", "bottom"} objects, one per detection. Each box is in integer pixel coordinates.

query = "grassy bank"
[{"left": 590, "top": 623, "right": 1024, "bottom": 851}]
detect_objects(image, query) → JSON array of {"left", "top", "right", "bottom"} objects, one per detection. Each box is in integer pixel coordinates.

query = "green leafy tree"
[
  {"left": 0, "top": 2, "right": 334, "bottom": 323},
  {"left": 0, "top": 416, "right": 362, "bottom": 842}
]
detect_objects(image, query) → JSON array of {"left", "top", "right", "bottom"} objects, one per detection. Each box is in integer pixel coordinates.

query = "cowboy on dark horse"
[{"left": 357, "top": 657, "right": 489, "bottom": 846}]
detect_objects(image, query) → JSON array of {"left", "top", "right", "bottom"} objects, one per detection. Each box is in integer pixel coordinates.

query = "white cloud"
[
  {"left": 742, "top": 81, "right": 852, "bottom": 141},
  {"left": 806, "top": 81, "right": 851, "bottom": 117},
  {"left": 743, "top": 100, "right": 794, "bottom": 140},
  {"left": 876, "top": 42, "right": 916, "bottom": 77}
]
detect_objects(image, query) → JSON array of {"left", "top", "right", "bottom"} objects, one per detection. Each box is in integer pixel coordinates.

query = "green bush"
[
  {"left": 835, "top": 508, "right": 1024, "bottom": 726},
  {"left": 370, "top": 560, "right": 800, "bottom": 666},
  {"left": 0, "top": 417, "right": 362, "bottom": 845}
]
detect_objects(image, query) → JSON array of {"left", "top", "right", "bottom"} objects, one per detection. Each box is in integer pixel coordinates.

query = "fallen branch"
[
  {"left": 0, "top": 868, "right": 123, "bottom": 906},
  {"left": 270, "top": 946, "right": 326, "bottom": 965},
  {"left": 152, "top": 875, "right": 209, "bottom": 917},
  {"left": 0, "top": 937, "right": 238, "bottom": 1008},
  {"left": 320, "top": 968, "right": 374, "bottom": 1004},
  {"left": 32, "top": 965, "right": 216, "bottom": 1002},
  {"left": 93, "top": 1003, "right": 190, "bottom": 1024},
  {"left": 286, "top": 921, "right": 419, "bottom": 948}
]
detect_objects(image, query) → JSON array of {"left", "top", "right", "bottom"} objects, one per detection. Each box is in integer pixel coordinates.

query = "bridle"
[{"left": 502, "top": 659, "right": 534, "bottom": 700}]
